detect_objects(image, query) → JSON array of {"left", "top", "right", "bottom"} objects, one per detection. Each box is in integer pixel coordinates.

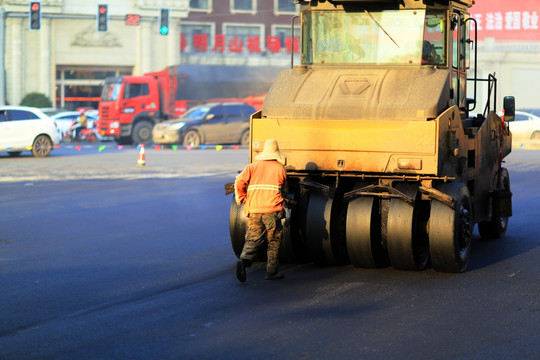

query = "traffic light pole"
[
  {"left": 0, "top": 10, "right": 174, "bottom": 106},
  {"left": 0, "top": 7, "right": 6, "bottom": 106}
]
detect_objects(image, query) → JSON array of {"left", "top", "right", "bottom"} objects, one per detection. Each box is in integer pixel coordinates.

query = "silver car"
[{"left": 153, "top": 102, "right": 255, "bottom": 146}]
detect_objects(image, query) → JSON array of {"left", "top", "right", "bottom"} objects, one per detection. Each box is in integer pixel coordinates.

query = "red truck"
[{"left": 97, "top": 65, "right": 281, "bottom": 145}]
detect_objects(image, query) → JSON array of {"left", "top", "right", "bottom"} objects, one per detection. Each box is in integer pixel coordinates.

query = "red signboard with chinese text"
[
  {"left": 471, "top": 0, "right": 539, "bottom": 40},
  {"left": 180, "top": 33, "right": 299, "bottom": 55}
]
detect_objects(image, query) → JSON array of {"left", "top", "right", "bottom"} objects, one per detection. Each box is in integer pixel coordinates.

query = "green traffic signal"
[{"left": 159, "top": 8, "right": 170, "bottom": 36}]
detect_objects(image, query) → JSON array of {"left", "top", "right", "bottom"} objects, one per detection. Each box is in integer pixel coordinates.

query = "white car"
[
  {"left": 50, "top": 111, "right": 98, "bottom": 137},
  {"left": 0, "top": 106, "right": 61, "bottom": 157},
  {"left": 511, "top": 111, "right": 540, "bottom": 140}
]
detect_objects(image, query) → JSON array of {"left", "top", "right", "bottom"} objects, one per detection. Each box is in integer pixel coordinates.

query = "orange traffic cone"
[{"left": 136, "top": 144, "right": 146, "bottom": 167}]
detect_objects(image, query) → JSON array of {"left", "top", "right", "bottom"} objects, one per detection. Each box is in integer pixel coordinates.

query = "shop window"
[
  {"left": 190, "top": 0, "right": 212, "bottom": 12},
  {"left": 64, "top": 69, "right": 116, "bottom": 80},
  {"left": 181, "top": 23, "right": 214, "bottom": 53},
  {"left": 56, "top": 66, "right": 132, "bottom": 110},
  {"left": 223, "top": 24, "right": 264, "bottom": 55},
  {"left": 231, "top": 0, "right": 256, "bottom": 14},
  {"left": 275, "top": 0, "right": 297, "bottom": 14},
  {"left": 272, "top": 24, "right": 300, "bottom": 55}
]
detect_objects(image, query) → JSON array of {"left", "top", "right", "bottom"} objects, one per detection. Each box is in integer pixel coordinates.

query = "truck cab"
[{"left": 97, "top": 68, "right": 177, "bottom": 145}]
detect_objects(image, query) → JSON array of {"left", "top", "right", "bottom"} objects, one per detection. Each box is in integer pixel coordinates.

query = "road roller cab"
[{"left": 229, "top": 0, "right": 514, "bottom": 273}]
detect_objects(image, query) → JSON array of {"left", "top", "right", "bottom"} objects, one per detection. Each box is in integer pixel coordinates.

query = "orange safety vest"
[{"left": 235, "top": 160, "right": 287, "bottom": 215}]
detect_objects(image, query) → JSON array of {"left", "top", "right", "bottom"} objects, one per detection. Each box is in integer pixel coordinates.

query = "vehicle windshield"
[
  {"left": 302, "top": 10, "right": 446, "bottom": 66},
  {"left": 182, "top": 106, "right": 210, "bottom": 120},
  {"left": 101, "top": 82, "right": 122, "bottom": 101}
]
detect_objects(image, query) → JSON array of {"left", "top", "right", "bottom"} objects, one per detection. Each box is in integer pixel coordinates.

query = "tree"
[{"left": 19, "top": 92, "right": 53, "bottom": 108}]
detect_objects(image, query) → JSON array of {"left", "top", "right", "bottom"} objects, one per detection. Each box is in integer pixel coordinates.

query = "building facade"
[
  {"left": 1, "top": 0, "right": 538, "bottom": 111},
  {"left": 181, "top": 0, "right": 300, "bottom": 66},
  {"left": 471, "top": 0, "right": 540, "bottom": 110},
  {"left": 2, "top": 0, "right": 189, "bottom": 109},
  {"left": 0, "top": 0, "right": 299, "bottom": 110}
]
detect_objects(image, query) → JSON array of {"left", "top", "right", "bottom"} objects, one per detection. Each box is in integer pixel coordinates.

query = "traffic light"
[
  {"left": 97, "top": 4, "right": 108, "bottom": 32},
  {"left": 158, "top": 8, "right": 170, "bottom": 35},
  {"left": 29, "top": 1, "right": 41, "bottom": 31}
]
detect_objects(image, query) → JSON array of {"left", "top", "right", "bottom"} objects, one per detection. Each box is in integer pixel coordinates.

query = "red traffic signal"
[
  {"left": 97, "top": 4, "right": 108, "bottom": 32},
  {"left": 29, "top": 1, "right": 41, "bottom": 30}
]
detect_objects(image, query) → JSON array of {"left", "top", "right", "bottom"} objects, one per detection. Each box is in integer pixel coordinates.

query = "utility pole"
[{"left": 0, "top": 7, "right": 6, "bottom": 106}]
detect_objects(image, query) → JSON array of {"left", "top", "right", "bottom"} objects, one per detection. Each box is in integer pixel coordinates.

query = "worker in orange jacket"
[{"left": 235, "top": 139, "right": 287, "bottom": 282}]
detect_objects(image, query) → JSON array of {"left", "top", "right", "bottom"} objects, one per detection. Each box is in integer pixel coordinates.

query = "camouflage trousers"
[{"left": 240, "top": 211, "right": 283, "bottom": 274}]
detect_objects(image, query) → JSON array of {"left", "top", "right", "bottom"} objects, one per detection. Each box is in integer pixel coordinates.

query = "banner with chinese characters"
[
  {"left": 180, "top": 34, "right": 300, "bottom": 55},
  {"left": 471, "top": 0, "right": 539, "bottom": 40}
]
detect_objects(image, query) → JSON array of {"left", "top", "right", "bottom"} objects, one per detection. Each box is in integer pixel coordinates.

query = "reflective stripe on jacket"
[{"left": 235, "top": 160, "right": 287, "bottom": 215}]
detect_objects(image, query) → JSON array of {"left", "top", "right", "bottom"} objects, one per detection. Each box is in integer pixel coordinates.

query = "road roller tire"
[
  {"left": 478, "top": 168, "right": 511, "bottom": 239},
  {"left": 387, "top": 184, "right": 429, "bottom": 271},
  {"left": 346, "top": 196, "right": 388, "bottom": 268},
  {"left": 229, "top": 197, "right": 247, "bottom": 258},
  {"left": 228, "top": 197, "right": 305, "bottom": 263},
  {"left": 429, "top": 183, "right": 473, "bottom": 273},
  {"left": 305, "top": 191, "right": 348, "bottom": 266}
]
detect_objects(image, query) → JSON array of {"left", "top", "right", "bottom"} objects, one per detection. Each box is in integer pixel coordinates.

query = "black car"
[{"left": 153, "top": 102, "right": 256, "bottom": 146}]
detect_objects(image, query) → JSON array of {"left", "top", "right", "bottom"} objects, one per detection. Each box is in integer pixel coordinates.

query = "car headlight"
[
  {"left": 168, "top": 122, "right": 185, "bottom": 130},
  {"left": 110, "top": 122, "right": 120, "bottom": 129}
]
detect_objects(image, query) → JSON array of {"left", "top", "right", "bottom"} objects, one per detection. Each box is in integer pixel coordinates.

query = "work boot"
[
  {"left": 265, "top": 272, "right": 284, "bottom": 280},
  {"left": 241, "top": 258, "right": 253, "bottom": 268},
  {"left": 236, "top": 260, "right": 246, "bottom": 283}
]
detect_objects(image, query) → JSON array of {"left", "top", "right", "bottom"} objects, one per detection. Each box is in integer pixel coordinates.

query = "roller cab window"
[{"left": 301, "top": 9, "right": 447, "bottom": 66}]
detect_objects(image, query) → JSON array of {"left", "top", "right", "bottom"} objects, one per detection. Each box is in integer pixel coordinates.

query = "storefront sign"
[
  {"left": 471, "top": 0, "right": 539, "bottom": 40},
  {"left": 180, "top": 34, "right": 300, "bottom": 54}
]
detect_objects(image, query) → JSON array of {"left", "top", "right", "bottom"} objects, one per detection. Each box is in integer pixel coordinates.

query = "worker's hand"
[
  {"left": 224, "top": 182, "right": 235, "bottom": 195},
  {"left": 284, "top": 198, "right": 298, "bottom": 208}
]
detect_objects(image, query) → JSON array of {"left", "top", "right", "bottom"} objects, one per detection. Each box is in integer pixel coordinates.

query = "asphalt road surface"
[{"left": 0, "top": 144, "right": 539, "bottom": 359}]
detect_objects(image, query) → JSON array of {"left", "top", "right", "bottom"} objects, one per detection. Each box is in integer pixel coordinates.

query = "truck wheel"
[
  {"left": 184, "top": 130, "right": 201, "bottom": 147},
  {"left": 132, "top": 121, "right": 153, "bottom": 145},
  {"left": 429, "top": 183, "right": 473, "bottom": 273},
  {"left": 478, "top": 168, "right": 510, "bottom": 239},
  {"left": 32, "top": 135, "right": 53, "bottom": 157}
]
